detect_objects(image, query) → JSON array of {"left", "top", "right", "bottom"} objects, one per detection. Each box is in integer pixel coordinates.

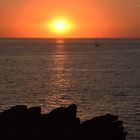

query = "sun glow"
[{"left": 47, "top": 19, "right": 72, "bottom": 35}]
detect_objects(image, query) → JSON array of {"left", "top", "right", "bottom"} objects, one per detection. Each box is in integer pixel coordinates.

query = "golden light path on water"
[{"left": 41, "top": 40, "right": 76, "bottom": 111}]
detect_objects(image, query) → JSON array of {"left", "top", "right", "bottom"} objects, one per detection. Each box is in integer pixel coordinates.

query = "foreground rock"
[{"left": 0, "top": 104, "right": 127, "bottom": 140}]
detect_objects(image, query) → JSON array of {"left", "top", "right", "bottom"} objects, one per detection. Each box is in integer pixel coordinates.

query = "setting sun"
[
  {"left": 47, "top": 19, "right": 73, "bottom": 35},
  {"left": 55, "top": 21, "right": 65, "bottom": 31}
]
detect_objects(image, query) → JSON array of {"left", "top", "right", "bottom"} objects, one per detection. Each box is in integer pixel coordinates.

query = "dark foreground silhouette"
[{"left": 0, "top": 104, "right": 127, "bottom": 140}]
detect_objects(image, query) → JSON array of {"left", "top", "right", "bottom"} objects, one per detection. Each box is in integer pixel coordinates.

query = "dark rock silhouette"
[{"left": 0, "top": 104, "right": 127, "bottom": 140}]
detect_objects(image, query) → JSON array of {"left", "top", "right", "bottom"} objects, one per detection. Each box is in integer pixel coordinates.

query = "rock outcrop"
[{"left": 0, "top": 104, "right": 127, "bottom": 140}]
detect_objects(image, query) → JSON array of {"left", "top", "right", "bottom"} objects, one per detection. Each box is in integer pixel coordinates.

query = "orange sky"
[{"left": 0, "top": 0, "right": 140, "bottom": 38}]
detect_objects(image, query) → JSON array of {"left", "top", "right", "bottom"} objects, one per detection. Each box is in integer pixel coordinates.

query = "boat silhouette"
[{"left": 95, "top": 37, "right": 100, "bottom": 46}]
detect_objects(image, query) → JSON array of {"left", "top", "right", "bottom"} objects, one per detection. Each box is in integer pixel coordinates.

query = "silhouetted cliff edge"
[{"left": 0, "top": 104, "right": 127, "bottom": 140}]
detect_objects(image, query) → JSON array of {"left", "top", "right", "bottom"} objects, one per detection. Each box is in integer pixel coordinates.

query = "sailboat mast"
[{"left": 95, "top": 37, "right": 99, "bottom": 46}]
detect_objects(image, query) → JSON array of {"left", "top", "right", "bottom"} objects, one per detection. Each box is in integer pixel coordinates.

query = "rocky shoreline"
[{"left": 0, "top": 104, "right": 127, "bottom": 140}]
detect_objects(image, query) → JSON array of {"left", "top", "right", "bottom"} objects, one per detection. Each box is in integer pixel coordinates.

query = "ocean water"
[{"left": 0, "top": 38, "right": 140, "bottom": 140}]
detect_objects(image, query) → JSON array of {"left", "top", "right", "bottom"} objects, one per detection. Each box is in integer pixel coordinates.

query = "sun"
[
  {"left": 55, "top": 21, "right": 65, "bottom": 30},
  {"left": 47, "top": 19, "right": 72, "bottom": 34}
]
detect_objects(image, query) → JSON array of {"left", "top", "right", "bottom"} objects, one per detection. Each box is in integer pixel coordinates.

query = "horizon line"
[{"left": 0, "top": 37, "right": 140, "bottom": 39}]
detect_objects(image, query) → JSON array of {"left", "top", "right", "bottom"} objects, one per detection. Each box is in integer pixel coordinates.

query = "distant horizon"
[{"left": 0, "top": 37, "right": 140, "bottom": 39}]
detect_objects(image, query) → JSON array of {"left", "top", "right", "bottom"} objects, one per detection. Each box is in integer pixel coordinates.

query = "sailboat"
[{"left": 95, "top": 37, "right": 100, "bottom": 47}]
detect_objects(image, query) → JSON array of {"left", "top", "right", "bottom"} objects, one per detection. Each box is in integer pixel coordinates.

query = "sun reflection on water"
[
  {"left": 56, "top": 39, "right": 64, "bottom": 44},
  {"left": 42, "top": 39, "right": 76, "bottom": 112}
]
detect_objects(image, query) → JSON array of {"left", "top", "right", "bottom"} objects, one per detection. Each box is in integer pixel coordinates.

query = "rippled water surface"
[{"left": 0, "top": 38, "right": 140, "bottom": 140}]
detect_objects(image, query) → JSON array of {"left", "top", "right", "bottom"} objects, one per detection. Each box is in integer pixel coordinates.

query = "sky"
[{"left": 0, "top": 0, "right": 140, "bottom": 38}]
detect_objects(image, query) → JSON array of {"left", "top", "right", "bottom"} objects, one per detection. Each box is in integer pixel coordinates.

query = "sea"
[{"left": 0, "top": 38, "right": 140, "bottom": 140}]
